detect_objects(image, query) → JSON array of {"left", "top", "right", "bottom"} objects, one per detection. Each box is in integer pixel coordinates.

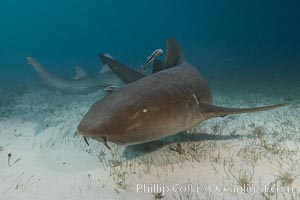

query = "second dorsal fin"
[{"left": 75, "top": 66, "right": 89, "bottom": 80}]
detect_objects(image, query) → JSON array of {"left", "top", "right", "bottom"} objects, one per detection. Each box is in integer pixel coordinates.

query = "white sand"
[{"left": 0, "top": 83, "right": 299, "bottom": 200}]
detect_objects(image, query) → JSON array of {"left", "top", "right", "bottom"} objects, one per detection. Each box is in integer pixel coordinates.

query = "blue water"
[{"left": 0, "top": 0, "right": 299, "bottom": 85}]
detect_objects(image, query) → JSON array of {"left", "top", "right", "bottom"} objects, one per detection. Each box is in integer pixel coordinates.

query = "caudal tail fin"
[
  {"left": 26, "top": 57, "right": 44, "bottom": 69},
  {"left": 201, "top": 103, "right": 289, "bottom": 118}
]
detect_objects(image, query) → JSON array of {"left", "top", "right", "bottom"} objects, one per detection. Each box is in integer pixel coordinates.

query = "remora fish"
[
  {"left": 141, "top": 48, "right": 163, "bottom": 71},
  {"left": 77, "top": 38, "right": 288, "bottom": 149}
]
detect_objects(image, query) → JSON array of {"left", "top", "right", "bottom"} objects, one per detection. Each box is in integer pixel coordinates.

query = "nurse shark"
[
  {"left": 77, "top": 38, "right": 288, "bottom": 149},
  {"left": 26, "top": 56, "right": 144, "bottom": 93}
]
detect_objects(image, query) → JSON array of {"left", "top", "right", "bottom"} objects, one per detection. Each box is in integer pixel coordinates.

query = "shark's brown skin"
[{"left": 77, "top": 38, "right": 287, "bottom": 148}]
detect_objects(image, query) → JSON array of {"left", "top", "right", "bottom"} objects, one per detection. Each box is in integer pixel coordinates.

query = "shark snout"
[
  {"left": 76, "top": 127, "right": 85, "bottom": 137},
  {"left": 77, "top": 123, "right": 90, "bottom": 137},
  {"left": 77, "top": 119, "right": 93, "bottom": 137},
  {"left": 75, "top": 121, "right": 86, "bottom": 136},
  {"left": 77, "top": 123, "right": 111, "bottom": 150}
]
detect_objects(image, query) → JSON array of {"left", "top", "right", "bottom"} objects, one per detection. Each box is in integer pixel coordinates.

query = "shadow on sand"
[{"left": 123, "top": 132, "right": 235, "bottom": 159}]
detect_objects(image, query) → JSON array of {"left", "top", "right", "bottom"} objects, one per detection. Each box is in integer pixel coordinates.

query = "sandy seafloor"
[{"left": 0, "top": 77, "right": 299, "bottom": 200}]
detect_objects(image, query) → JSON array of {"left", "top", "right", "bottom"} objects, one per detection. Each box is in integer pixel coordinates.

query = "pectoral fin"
[{"left": 99, "top": 54, "right": 145, "bottom": 84}]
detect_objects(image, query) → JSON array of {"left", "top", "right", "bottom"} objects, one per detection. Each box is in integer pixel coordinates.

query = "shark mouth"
[{"left": 82, "top": 136, "right": 111, "bottom": 150}]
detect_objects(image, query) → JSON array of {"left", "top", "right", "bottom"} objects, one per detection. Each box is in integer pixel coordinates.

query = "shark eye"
[{"left": 143, "top": 109, "right": 148, "bottom": 113}]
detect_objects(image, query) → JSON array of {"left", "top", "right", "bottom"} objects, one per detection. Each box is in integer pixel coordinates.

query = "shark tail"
[
  {"left": 201, "top": 103, "right": 288, "bottom": 118},
  {"left": 26, "top": 57, "right": 44, "bottom": 69}
]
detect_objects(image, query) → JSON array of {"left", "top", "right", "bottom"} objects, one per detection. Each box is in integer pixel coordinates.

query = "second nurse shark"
[{"left": 26, "top": 56, "right": 144, "bottom": 93}]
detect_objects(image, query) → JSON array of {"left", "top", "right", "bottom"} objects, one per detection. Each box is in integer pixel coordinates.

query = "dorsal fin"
[
  {"left": 100, "top": 64, "right": 112, "bottom": 74},
  {"left": 75, "top": 66, "right": 89, "bottom": 80},
  {"left": 100, "top": 53, "right": 113, "bottom": 74},
  {"left": 152, "top": 59, "right": 166, "bottom": 73},
  {"left": 200, "top": 102, "right": 288, "bottom": 119},
  {"left": 99, "top": 54, "right": 145, "bottom": 84},
  {"left": 165, "top": 38, "right": 186, "bottom": 68}
]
